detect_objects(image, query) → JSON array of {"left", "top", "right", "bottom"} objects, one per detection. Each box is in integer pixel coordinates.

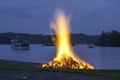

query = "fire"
[{"left": 42, "top": 10, "right": 94, "bottom": 69}]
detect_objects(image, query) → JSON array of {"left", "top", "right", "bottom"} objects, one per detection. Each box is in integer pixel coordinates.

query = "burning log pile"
[
  {"left": 41, "top": 10, "right": 94, "bottom": 69},
  {"left": 42, "top": 56, "right": 91, "bottom": 69}
]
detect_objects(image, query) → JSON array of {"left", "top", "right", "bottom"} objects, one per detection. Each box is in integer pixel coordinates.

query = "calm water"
[{"left": 0, "top": 45, "right": 120, "bottom": 69}]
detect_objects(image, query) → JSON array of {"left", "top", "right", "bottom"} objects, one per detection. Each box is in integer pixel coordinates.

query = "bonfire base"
[{"left": 42, "top": 57, "right": 92, "bottom": 69}]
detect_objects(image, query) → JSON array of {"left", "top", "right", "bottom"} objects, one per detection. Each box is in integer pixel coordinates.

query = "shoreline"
[
  {"left": 0, "top": 59, "right": 119, "bottom": 80},
  {"left": 0, "top": 59, "right": 41, "bottom": 67}
]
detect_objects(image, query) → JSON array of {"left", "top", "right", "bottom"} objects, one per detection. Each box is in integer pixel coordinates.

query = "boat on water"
[
  {"left": 11, "top": 39, "right": 30, "bottom": 50},
  {"left": 87, "top": 44, "right": 95, "bottom": 48}
]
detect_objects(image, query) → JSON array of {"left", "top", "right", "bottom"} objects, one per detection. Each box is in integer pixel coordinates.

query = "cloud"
[{"left": 0, "top": 0, "right": 120, "bottom": 35}]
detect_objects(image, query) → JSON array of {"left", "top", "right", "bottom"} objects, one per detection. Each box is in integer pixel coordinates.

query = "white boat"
[{"left": 11, "top": 39, "right": 30, "bottom": 50}]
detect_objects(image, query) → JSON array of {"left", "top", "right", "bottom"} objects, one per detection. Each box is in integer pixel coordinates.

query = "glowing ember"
[{"left": 42, "top": 10, "right": 94, "bottom": 69}]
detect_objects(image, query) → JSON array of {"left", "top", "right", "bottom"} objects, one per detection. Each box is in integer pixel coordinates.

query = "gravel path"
[{"left": 0, "top": 71, "right": 115, "bottom": 80}]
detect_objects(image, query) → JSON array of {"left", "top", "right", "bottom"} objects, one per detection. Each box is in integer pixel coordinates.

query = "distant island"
[
  {"left": 0, "top": 32, "right": 99, "bottom": 45},
  {"left": 0, "top": 30, "right": 120, "bottom": 47}
]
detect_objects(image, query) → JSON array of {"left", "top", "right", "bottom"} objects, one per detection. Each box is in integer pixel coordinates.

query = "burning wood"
[
  {"left": 42, "top": 56, "right": 92, "bottom": 69},
  {"left": 41, "top": 10, "right": 94, "bottom": 69}
]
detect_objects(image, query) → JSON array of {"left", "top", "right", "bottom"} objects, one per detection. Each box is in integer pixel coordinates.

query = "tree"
[{"left": 96, "top": 30, "right": 120, "bottom": 47}]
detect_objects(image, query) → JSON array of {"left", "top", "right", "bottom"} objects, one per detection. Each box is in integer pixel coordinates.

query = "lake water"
[{"left": 0, "top": 45, "right": 120, "bottom": 69}]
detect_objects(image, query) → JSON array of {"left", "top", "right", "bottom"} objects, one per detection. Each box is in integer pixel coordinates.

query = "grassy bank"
[{"left": 0, "top": 63, "right": 120, "bottom": 79}]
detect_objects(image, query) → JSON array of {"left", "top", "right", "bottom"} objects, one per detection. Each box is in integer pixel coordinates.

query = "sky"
[{"left": 0, "top": 0, "right": 120, "bottom": 35}]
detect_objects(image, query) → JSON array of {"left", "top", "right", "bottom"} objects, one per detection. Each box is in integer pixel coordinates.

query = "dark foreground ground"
[
  {"left": 0, "top": 71, "right": 115, "bottom": 80},
  {"left": 0, "top": 59, "right": 119, "bottom": 80}
]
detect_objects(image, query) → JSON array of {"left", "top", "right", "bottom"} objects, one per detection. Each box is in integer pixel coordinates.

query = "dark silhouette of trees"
[
  {"left": 96, "top": 30, "right": 120, "bottom": 47},
  {"left": 0, "top": 32, "right": 98, "bottom": 45}
]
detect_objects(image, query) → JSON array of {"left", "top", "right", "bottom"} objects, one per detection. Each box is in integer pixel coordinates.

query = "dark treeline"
[
  {"left": 0, "top": 32, "right": 99, "bottom": 45},
  {"left": 96, "top": 30, "right": 120, "bottom": 47},
  {"left": 1, "top": 31, "right": 120, "bottom": 47}
]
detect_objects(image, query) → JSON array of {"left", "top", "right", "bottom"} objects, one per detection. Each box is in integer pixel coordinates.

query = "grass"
[{"left": 0, "top": 63, "right": 120, "bottom": 79}]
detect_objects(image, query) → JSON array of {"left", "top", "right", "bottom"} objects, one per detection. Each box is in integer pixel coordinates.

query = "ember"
[{"left": 41, "top": 10, "right": 94, "bottom": 69}]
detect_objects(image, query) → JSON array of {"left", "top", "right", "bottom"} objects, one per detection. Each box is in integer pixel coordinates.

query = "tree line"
[
  {"left": 0, "top": 32, "right": 98, "bottom": 45},
  {"left": 96, "top": 30, "right": 120, "bottom": 47}
]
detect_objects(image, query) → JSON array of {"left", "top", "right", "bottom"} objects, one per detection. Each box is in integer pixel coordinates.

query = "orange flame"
[{"left": 42, "top": 10, "right": 94, "bottom": 69}]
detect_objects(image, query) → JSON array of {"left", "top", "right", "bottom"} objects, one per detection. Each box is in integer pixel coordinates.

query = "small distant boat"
[
  {"left": 87, "top": 44, "right": 94, "bottom": 48},
  {"left": 11, "top": 35, "right": 30, "bottom": 50},
  {"left": 11, "top": 39, "right": 30, "bottom": 50}
]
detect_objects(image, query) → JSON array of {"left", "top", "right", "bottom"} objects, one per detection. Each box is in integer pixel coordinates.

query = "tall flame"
[{"left": 42, "top": 10, "right": 94, "bottom": 69}]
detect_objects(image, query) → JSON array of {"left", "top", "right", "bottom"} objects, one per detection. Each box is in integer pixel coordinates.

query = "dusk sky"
[{"left": 0, "top": 0, "right": 120, "bottom": 35}]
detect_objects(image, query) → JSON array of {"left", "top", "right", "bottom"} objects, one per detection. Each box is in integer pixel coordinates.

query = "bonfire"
[{"left": 41, "top": 10, "right": 94, "bottom": 69}]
